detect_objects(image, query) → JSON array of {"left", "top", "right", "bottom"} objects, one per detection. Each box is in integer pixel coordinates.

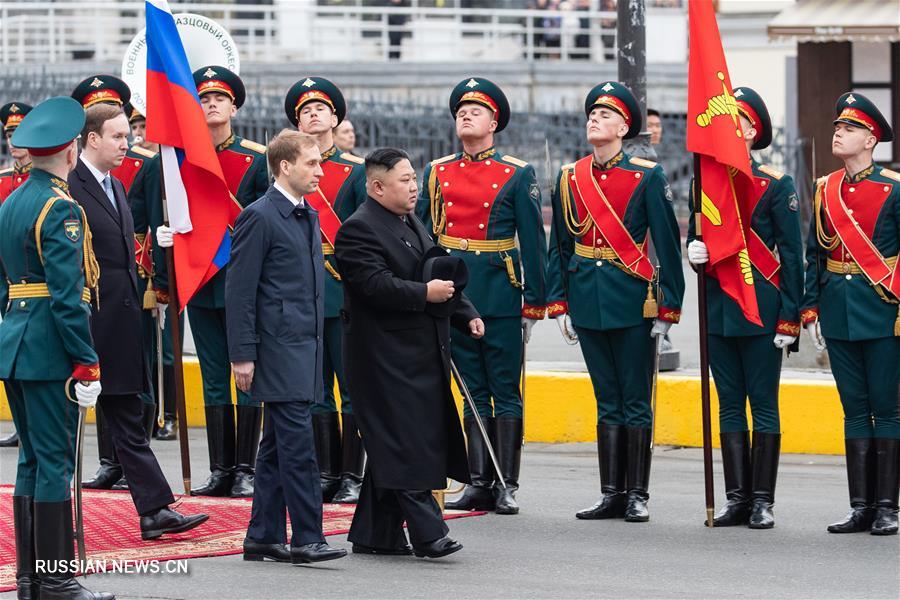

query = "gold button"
[
  {"left": 439, "top": 166, "right": 445, "bottom": 172},
  {"left": 246, "top": 156, "right": 251, "bottom": 163},
  {"left": 634, "top": 173, "right": 641, "bottom": 179},
  {"left": 443, "top": 182, "right": 449, "bottom": 187},
  {"left": 459, "top": 239, "right": 469, "bottom": 250},
  {"left": 460, "top": 162, "right": 466, "bottom": 168},
  {"left": 845, "top": 274, "right": 852, "bottom": 280},
  {"left": 447, "top": 201, "right": 453, "bottom": 207},
  {"left": 505, "top": 168, "right": 511, "bottom": 174},
  {"left": 761, "top": 181, "right": 767, "bottom": 187},
  {"left": 20, "top": 279, "right": 26, "bottom": 284},
  {"left": 849, "top": 187, "right": 855, "bottom": 192},
  {"left": 134, "top": 160, "right": 140, "bottom": 167},
  {"left": 344, "top": 166, "right": 350, "bottom": 173},
  {"left": 448, "top": 222, "right": 453, "bottom": 227},
  {"left": 485, "top": 160, "right": 492, "bottom": 166},
  {"left": 478, "top": 223, "right": 485, "bottom": 229},
  {"left": 483, "top": 202, "right": 489, "bottom": 208},
  {"left": 848, "top": 209, "right": 853, "bottom": 215},
  {"left": 885, "top": 186, "right": 890, "bottom": 192},
  {"left": 570, "top": 175, "right": 575, "bottom": 181},
  {"left": 596, "top": 260, "right": 603, "bottom": 267},
  {"left": 475, "top": 250, "right": 481, "bottom": 256},
  {"left": 593, "top": 248, "right": 602, "bottom": 258},
  {"left": 492, "top": 184, "right": 498, "bottom": 189},
  {"left": 600, "top": 174, "right": 607, "bottom": 181},
  {"left": 19, "top": 301, "right": 26, "bottom": 308},
  {"left": 16, "top": 177, "right": 21, "bottom": 183}
]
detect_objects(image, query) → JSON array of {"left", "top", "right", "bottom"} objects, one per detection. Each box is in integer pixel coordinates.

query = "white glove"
[
  {"left": 521, "top": 318, "right": 537, "bottom": 344},
  {"left": 156, "top": 225, "right": 175, "bottom": 249},
  {"left": 805, "top": 322, "right": 825, "bottom": 352},
  {"left": 156, "top": 303, "right": 168, "bottom": 330},
  {"left": 651, "top": 319, "right": 672, "bottom": 338},
  {"left": 687, "top": 240, "right": 709, "bottom": 265},
  {"left": 773, "top": 334, "right": 797, "bottom": 349},
  {"left": 74, "top": 381, "right": 102, "bottom": 409},
  {"left": 555, "top": 314, "right": 578, "bottom": 345}
]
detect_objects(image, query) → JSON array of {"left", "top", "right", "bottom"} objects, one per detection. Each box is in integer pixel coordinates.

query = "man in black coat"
[
  {"left": 335, "top": 148, "right": 484, "bottom": 559},
  {"left": 69, "top": 104, "right": 207, "bottom": 539},
  {"left": 226, "top": 129, "right": 347, "bottom": 565}
]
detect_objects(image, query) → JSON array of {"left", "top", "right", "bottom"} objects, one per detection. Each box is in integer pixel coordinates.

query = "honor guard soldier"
[
  {"left": 126, "top": 103, "right": 178, "bottom": 441},
  {"left": 547, "top": 82, "right": 684, "bottom": 523},
  {"left": 155, "top": 65, "right": 268, "bottom": 498},
  {"left": 417, "top": 77, "right": 549, "bottom": 515},
  {"left": 802, "top": 93, "right": 900, "bottom": 536},
  {"left": 0, "top": 102, "right": 33, "bottom": 206},
  {"left": 71, "top": 74, "right": 160, "bottom": 490},
  {"left": 0, "top": 101, "right": 32, "bottom": 448},
  {"left": 0, "top": 96, "right": 114, "bottom": 600},
  {"left": 285, "top": 77, "right": 367, "bottom": 503},
  {"left": 687, "top": 87, "right": 804, "bottom": 529}
]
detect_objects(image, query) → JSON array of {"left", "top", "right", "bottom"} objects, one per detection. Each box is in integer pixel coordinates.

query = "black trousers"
[
  {"left": 247, "top": 401, "right": 324, "bottom": 547},
  {"left": 347, "top": 469, "right": 447, "bottom": 548},
  {"left": 99, "top": 393, "right": 174, "bottom": 515}
]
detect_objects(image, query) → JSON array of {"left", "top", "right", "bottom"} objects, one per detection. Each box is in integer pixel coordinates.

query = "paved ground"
[{"left": 2, "top": 427, "right": 897, "bottom": 600}]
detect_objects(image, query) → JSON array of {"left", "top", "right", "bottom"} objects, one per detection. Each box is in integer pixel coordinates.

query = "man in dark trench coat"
[{"left": 335, "top": 147, "right": 485, "bottom": 559}]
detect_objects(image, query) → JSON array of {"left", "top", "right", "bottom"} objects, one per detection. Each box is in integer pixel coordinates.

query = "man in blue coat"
[{"left": 226, "top": 129, "right": 347, "bottom": 564}]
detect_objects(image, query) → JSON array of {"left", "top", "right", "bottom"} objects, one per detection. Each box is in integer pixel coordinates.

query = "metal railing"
[{"left": 0, "top": 1, "right": 687, "bottom": 64}]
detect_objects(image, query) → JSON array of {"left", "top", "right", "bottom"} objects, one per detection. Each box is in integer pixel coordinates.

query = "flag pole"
[
  {"left": 159, "top": 158, "right": 192, "bottom": 495},
  {"left": 693, "top": 153, "right": 716, "bottom": 527}
]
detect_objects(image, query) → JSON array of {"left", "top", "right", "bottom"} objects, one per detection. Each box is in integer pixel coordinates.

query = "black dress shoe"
[
  {"left": 155, "top": 418, "right": 176, "bottom": 441},
  {"left": 243, "top": 539, "right": 290, "bottom": 562},
  {"left": 748, "top": 499, "right": 775, "bottom": 529},
  {"left": 290, "top": 542, "right": 347, "bottom": 564},
  {"left": 351, "top": 543, "right": 413, "bottom": 556},
  {"left": 110, "top": 477, "right": 129, "bottom": 491},
  {"left": 140, "top": 508, "right": 209, "bottom": 540},
  {"left": 870, "top": 507, "right": 898, "bottom": 536},
  {"left": 708, "top": 500, "right": 751, "bottom": 527},
  {"left": 82, "top": 464, "right": 122, "bottom": 490},
  {"left": 0, "top": 431, "right": 19, "bottom": 447},
  {"left": 412, "top": 537, "right": 463, "bottom": 559},
  {"left": 827, "top": 507, "right": 874, "bottom": 533},
  {"left": 576, "top": 493, "right": 627, "bottom": 520}
]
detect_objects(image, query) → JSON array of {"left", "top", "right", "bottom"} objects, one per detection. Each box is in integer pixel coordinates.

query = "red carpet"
[{"left": 0, "top": 485, "right": 484, "bottom": 592}]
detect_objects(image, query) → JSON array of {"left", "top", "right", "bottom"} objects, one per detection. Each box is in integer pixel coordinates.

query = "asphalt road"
[{"left": 2, "top": 428, "right": 896, "bottom": 600}]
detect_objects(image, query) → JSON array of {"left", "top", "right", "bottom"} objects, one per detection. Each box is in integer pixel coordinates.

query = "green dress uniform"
[
  {"left": 546, "top": 82, "right": 684, "bottom": 523},
  {"left": 285, "top": 76, "right": 368, "bottom": 503},
  {"left": 686, "top": 88, "right": 804, "bottom": 529},
  {"left": 0, "top": 96, "right": 113, "bottom": 600},
  {"left": 153, "top": 66, "right": 269, "bottom": 498},
  {"left": 803, "top": 93, "right": 899, "bottom": 536},
  {"left": 71, "top": 73, "right": 141, "bottom": 491},
  {"left": 417, "top": 77, "right": 549, "bottom": 515}
]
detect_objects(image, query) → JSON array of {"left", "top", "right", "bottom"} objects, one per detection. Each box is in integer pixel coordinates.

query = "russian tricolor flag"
[{"left": 145, "top": 0, "right": 237, "bottom": 307}]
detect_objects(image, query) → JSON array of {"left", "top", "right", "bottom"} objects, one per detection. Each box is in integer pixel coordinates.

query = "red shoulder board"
[
  {"left": 112, "top": 156, "right": 144, "bottom": 194},
  {"left": 218, "top": 148, "right": 254, "bottom": 197}
]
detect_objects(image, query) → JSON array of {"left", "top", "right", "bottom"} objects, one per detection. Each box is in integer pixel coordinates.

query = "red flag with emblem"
[{"left": 685, "top": 0, "right": 761, "bottom": 326}]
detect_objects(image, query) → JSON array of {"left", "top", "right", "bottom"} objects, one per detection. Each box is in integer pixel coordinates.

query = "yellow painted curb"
[{"left": 0, "top": 362, "right": 844, "bottom": 455}]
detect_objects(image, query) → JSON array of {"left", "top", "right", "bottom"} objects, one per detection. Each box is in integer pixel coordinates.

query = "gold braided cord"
[
  {"left": 814, "top": 180, "right": 840, "bottom": 252},
  {"left": 428, "top": 165, "right": 446, "bottom": 235},
  {"left": 559, "top": 168, "right": 592, "bottom": 237},
  {"left": 78, "top": 204, "right": 101, "bottom": 308}
]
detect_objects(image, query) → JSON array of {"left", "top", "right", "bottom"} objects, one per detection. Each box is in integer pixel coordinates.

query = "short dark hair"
[
  {"left": 81, "top": 104, "right": 125, "bottom": 140},
  {"left": 646, "top": 108, "right": 661, "bottom": 118},
  {"left": 365, "top": 147, "right": 409, "bottom": 176}
]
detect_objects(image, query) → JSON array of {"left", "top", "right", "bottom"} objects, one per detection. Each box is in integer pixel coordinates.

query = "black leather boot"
[
  {"left": 34, "top": 500, "right": 114, "bottom": 600},
  {"left": 577, "top": 423, "right": 627, "bottom": 519},
  {"left": 83, "top": 404, "right": 122, "bottom": 489},
  {"left": 0, "top": 430, "right": 19, "bottom": 447},
  {"left": 312, "top": 412, "right": 342, "bottom": 502},
  {"left": 828, "top": 437, "right": 876, "bottom": 533},
  {"left": 13, "top": 496, "right": 39, "bottom": 600},
  {"left": 332, "top": 413, "right": 365, "bottom": 504},
  {"left": 870, "top": 438, "right": 899, "bottom": 536},
  {"left": 446, "top": 416, "right": 496, "bottom": 511},
  {"left": 191, "top": 405, "right": 235, "bottom": 496},
  {"left": 624, "top": 427, "right": 652, "bottom": 522},
  {"left": 710, "top": 431, "right": 752, "bottom": 527},
  {"left": 748, "top": 431, "right": 780, "bottom": 529},
  {"left": 154, "top": 364, "right": 177, "bottom": 441},
  {"left": 494, "top": 417, "right": 523, "bottom": 515},
  {"left": 231, "top": 405, "right": 262, "bottom": 498}
]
